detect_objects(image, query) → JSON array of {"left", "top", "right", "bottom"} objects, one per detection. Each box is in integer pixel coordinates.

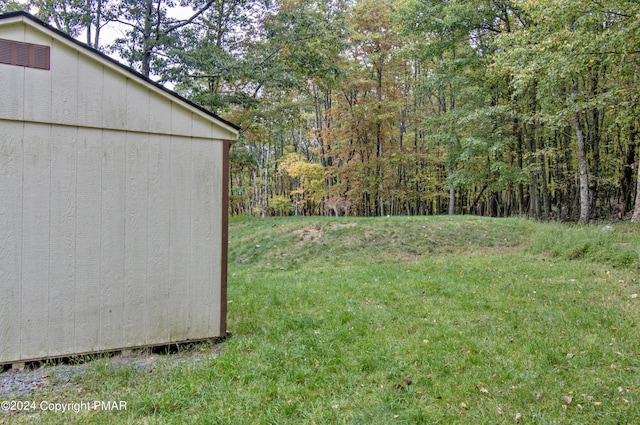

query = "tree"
[
  {"left": 111, "top": 0, "right": 216, "bottom": 77},
  {"left": 0, "top": 0, "right": 29, "bottom": 13},
  {"left": 29, "top": 0, "right": 117, "bottom": 48},
  {"left": 400, "top": 0, "right": 523, "bottom": 216},
  {"left": 496, "top": 0, "right": 640, "bottom": 222},
  {"left": 26, "top": 0, "right": 640, "bottom": 219}
]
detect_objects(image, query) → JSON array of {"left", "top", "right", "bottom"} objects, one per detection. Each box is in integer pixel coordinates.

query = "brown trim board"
[{"left": 220, "top": 140, "right": 230, "bottom": 336}]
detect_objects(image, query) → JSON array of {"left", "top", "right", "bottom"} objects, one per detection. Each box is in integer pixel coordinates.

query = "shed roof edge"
[{"left": 0, "top": 11, "right": 241, "bottom": 134}]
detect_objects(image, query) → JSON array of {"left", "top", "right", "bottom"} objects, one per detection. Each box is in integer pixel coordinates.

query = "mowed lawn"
[{"left": 3, "top": 216, "right": 640, "bottom": 424}]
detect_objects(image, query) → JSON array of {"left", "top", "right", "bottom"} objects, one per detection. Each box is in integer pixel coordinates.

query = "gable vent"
[{"left": 0, "top": 38, "right": 50, "bottom": 70}]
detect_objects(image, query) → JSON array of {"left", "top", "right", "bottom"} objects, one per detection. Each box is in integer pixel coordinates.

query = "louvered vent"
[{"left": 0, "top": 38, "right": 50, "bottom": 70}]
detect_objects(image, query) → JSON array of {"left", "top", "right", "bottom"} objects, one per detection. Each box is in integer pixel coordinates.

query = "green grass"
[{"left": 3, "top": 216, "right": 640, "bottom": 424}]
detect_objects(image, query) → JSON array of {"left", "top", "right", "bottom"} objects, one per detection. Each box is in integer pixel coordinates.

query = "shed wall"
[
  {"left": 0, "top": 123, "right": 227, "bottom": 363},
  {"left": 0, "top": 17, "right": 233, "bottom": 364}
]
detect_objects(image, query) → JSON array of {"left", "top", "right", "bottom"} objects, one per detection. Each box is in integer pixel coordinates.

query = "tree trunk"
[
  {"left": 632, "top": 127, "right": 640, "bottom": 221},
  {"left": 94, "top": 0, "right": 103, "bottom": 49},
  {"left": 141, "top": 0, "right": 154, "bottom": 78},
  {"left": 526, "top": 128, "right": 540, "bottom": 219},
  {"left": 540, "top": 147, "right": 550, "bottom": 219},
  {"left": 573, "top": 112, "right": 590, "bottom": 222},
  {"left": 632, "top": 161, "right": 640, "bottom": 221},
  {"left": 448, "top": 166, "right": 455, "bottom": 215},
  {"left": 516, "top": 121, "right": 525, "bottom": 215}
]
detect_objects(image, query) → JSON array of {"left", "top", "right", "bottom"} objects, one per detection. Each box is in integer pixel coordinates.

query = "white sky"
[
  {"left": 82, "top": 5, "right": 196, "bottom": 85},
  {"left": 86, "top": 5, "right": 195, "bottom": 48}
]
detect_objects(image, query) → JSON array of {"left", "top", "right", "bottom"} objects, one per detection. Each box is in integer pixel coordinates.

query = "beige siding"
[
  {"left": 74, "top": 128, "right": 102, "bottom": 353},
  {"left": 23, "top": 25, "right": 51, "bottom": 46},
  {"left": 189, "top": 138, "right": 215, "bottom": 339},
  {"left": 0, "top": 21, "right": 23, "bottom": 40},
  {"left": 168, "top": 136, "right": 192, "bottom": 341},
  {"left": 20, "top": 123, "right": 51, "bottom": 359},
  {"left": 149, "top": 95, "right": 173, "bottom": 135},
  {"left": 124, "top": 131, "right": 149, "bottom": 347},
  {"left": 48, "top": 126, "right": 78, "bottom": 357},
  {"left": 192, "top": 115, "right": 214, "bottom": 140},
  {"left": 99, "top": 130, "right": 126, "bottom": 351},
  {"left": 51, "top": 42, "right": 78, "bottom": 125},
  {"left": 126, "top": 79, "right": 151, "bottom": 132},
  {"left": 0, "top": 122, "right": 23, "bottom": 362},
  {"left": 23, "top": 66, "right": 52, "bottom": 123},
  {"left": 102, "top": 68, "right": 127, "bottom": 129},
  {"left": 77, "top": 57, "right": 104, "bottom": 128},
  {"left": 172, "top": 102, "right": 193, "bottom": 136},
  {"left": 147, "top": 135, "right": 172, "bottom": 344},
  {"left": 0, "top": 16, "right": 235, "bottom": 364},
  {"left": 0, "top": 64, "right": 24, "bottom": 121},
  {"left": 0, "top": 124, "right": 229, "bottom": 363},
  {"left": 211, "top": 122, "right": 236, "bottom": 140}
]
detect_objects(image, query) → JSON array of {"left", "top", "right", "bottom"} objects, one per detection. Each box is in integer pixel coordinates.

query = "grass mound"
[{"left": 229, "top": 215, "right": 532, "bottom": 270}]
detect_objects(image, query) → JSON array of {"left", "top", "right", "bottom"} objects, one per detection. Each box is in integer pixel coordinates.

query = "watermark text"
[{"left": 1, "top": 399, "right": 127, "bottom": 413}]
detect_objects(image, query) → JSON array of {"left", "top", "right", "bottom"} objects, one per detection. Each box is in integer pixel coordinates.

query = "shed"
[{"left": 0, "top": 11, "right": 239, "bottom": 365}]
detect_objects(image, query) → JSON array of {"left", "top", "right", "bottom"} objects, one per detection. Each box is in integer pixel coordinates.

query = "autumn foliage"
[{"left": 16, "top": 0, "right": 640, "bottom": 220}]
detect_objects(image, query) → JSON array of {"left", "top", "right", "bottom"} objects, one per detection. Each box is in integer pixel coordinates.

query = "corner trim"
[{"left": 220, "top": 140, "right": 231, "bottom": 336}]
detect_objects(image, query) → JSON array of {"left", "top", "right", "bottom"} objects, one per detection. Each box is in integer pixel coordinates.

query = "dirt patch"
[
  {"left": 330, "top": 222, "right": 358, "bottom": 230},
  {"left": 292, "top": 225, "right": 323, "bottom": 247}
]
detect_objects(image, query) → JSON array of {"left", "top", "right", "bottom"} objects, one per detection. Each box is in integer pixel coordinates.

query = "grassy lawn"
[{"left": 2, "top": 216, "right": 640, "bottom": 424}]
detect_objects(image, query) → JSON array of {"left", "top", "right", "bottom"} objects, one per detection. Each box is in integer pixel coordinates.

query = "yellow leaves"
[
  {"left": 278, "top": 153, "right": 325, "bottom": 203},
  {"left": 279, "top": 153, "right": 324, "bottom": 180}
]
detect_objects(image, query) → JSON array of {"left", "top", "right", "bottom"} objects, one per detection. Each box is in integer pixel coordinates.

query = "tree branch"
[{"left": 164, "top": 0, "right": 216, "bottom": 35}]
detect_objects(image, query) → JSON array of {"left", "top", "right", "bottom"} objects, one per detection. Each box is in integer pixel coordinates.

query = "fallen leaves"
[
  {"left": 403, "top": 375, "right": 412, "bottom": 386},
  {"left": 393, "top": 375, "right": 413, "bottom": 391}
]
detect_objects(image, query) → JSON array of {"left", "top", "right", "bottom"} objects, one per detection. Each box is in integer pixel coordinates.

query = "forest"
[{"left": 3, "top": 0, "right": 640, "bottom": 221}]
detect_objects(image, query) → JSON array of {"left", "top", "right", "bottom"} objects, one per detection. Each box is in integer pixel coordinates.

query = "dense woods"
[{"left": 6, "top": 0, "right": 640, "bottom": 221}]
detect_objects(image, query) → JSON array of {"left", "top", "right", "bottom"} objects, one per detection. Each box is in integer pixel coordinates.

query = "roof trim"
[{"left": 0, "top": 11, "right": 240, "bottom": 132}]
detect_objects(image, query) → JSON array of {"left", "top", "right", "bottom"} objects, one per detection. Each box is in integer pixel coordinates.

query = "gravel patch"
[
  {"left": 0, "top": 365, "right": 56, "bottom": 398},
  {"left": 0, "top": 342, "right": 224, "bottom": 400}
]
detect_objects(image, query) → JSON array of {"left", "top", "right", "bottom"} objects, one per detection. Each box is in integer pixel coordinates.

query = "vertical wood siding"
[
  {"left": 20, "top": 123, "right": 51, "bottom": 360},
  {"left": 0, "top": 122, "right": 23, "bottom": 363},
  {"left": 0, "top": 125, "right": 227, "bottom": 363},
  {"left": 0, "top": 18, "right": 234, "bottom": 364},
  {"left": 75, "top": 128, "right": 102, "bottom": 353},
  {"left": 147, "top": 135, "right": 172, "bottom": 345}
]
